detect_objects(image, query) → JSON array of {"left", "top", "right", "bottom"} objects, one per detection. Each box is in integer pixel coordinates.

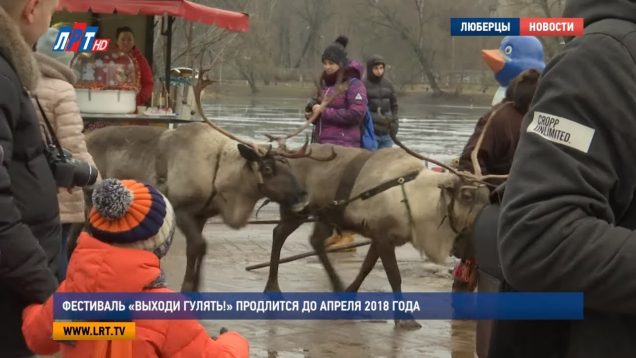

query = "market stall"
[{"left": 53, "top": 0, "right": 249, "bottom": 131}]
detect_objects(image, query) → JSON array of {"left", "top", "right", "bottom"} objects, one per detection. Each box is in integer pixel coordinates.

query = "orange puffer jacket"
[{"left": 21, "top": 233, "right": 249, "bottom": 358}]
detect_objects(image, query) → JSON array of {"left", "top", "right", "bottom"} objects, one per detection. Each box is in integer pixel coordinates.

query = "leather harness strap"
[
  {"left": 319, "top": 150, "right": 373, "bottom": 227},
  {"left": 318, "top": 150, "right": 423, "bottom": 231},
  {"left": 357, "top": 171, "right": 419, "bottom": 201}
]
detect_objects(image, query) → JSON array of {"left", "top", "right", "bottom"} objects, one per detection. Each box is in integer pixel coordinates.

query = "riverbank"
[{"left": 205, "top": 80, "right": 494, "bottom": 107}]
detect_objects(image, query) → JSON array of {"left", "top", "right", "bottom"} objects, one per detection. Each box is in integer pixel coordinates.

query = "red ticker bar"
[{"left": 520, "top": 18, "right": 584, "bottom": 37}]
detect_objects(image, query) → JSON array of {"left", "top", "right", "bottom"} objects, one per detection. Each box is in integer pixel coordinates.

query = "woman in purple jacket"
[{"left": 306, "top": 36, "right": 368, "bottom": 148}]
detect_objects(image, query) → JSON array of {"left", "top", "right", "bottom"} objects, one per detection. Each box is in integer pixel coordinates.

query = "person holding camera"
[
  {"left": 35, "top": 25, "right": 101, "bottom": 281},
  {"left": 0, "top": 0, "right": 66, "bottom": 356}
]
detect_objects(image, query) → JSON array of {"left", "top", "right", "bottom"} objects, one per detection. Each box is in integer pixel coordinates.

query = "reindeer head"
[
  {"left": 192, "top": 63, "right": 336, "bottom": 214},
  {"left": 437, "top": 177, "right": 490, "bottom": 257},
  {"left": 237, "top": 143, "right": 309, "bottom": 212},
  {"left": 390, "top": 105, "right": 510, "bottom": 259}
]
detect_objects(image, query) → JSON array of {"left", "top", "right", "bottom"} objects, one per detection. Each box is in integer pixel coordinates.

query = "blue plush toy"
[{"left": 482, "top": 36, "right": 545, "bottom": 105}]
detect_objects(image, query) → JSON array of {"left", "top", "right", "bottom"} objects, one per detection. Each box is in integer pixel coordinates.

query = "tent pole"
[
  {"left": 164, "top": 15, "right": 175, "bottom": 103},
  {"left": 145, "top": 15, "right": 154, "bottom": 68}
]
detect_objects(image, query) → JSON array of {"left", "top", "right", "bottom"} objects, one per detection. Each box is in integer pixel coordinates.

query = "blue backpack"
[{"left": 361, "top": 111, "right": 378, "bottom": 151}]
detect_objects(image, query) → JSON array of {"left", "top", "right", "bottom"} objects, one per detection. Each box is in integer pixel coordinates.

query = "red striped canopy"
[{"left": 56, "top": 0, "right": 249, "bottom": 32}]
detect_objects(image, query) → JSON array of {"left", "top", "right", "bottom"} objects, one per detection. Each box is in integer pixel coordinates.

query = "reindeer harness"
[
  {"left": 317, "top": 152, "right": 475, "bottom": 237},
  {"left": 317, "top": 152, "right": 420, "bottom": 232},
  {"left": 202, "top": 151, "right": 274, "bottom": 211}
]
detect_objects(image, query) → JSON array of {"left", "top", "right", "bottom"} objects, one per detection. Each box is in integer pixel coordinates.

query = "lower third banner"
[{"left": 53, "top": 292, "right": 583, "bottom": 321}]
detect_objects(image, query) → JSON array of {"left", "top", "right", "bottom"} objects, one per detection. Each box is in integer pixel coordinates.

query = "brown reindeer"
[
  {"left": 85, "top": 122, "right": 316, "bottom": 292},
  {"left": 83, "top": 66, "right": 339, "bottom": 292},
  {"left": 262, "top": 145, "right": 489, "bottom": 328},
  {"left": 260, "top": 105, "right": 507, "bottom": 330}
]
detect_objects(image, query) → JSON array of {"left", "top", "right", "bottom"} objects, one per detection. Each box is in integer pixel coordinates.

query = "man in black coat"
[
  {"left": 0, "top": 0, "right": 63, "bottom": 356},
  {"left": 491, "top": 0, "right": 636, "bottom": 357},
  {"left": 364, "top": 55, "right": 399, "bottom": 148}
]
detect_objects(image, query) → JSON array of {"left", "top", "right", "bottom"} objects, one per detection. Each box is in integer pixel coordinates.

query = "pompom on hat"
[
  {"left": 36, "top": 26, "right": 76, "bottom": 67},
  {"left": 88, "top": 178, "right": 176, "bottom": 258},
  {"left": 321, "top": 35, "right": 349, "bottom": 66}
]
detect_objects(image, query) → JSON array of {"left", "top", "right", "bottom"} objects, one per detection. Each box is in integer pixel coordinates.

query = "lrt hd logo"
[{"left": 53, "top": 23, "right": 110, "bottom": 52}]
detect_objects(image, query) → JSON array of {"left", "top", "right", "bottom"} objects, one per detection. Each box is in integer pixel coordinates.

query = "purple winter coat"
[{"left": 313, "top": 60, "right": 368, "bottom": 147}]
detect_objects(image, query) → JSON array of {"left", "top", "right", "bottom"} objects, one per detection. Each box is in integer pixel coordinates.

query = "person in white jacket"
[{"left": 34, "top": 26, "right": 100, "bottom": 280}]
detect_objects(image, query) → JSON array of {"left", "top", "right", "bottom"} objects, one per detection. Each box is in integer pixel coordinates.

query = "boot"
[{"left": 325, "top": 230, "right": 356, "bottom": 252}]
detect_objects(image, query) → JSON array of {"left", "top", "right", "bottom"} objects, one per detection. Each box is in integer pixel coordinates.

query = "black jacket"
[
  {"left": 0, "top": 8, "right": 60, "bottom": 357},
  {"left": 364, "top": 55, "right": 398, "bottom": 136},
  {"left": 494, "top": 1, "right": 636, "bottom": 357}
]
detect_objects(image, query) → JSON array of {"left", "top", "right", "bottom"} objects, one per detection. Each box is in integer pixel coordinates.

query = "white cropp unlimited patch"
[{"left": 528, "top": 111, "right": 595, "bottom": 153}]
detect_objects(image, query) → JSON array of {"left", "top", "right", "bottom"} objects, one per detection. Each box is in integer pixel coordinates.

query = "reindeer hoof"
[{"left": 394, "top": 319, "right": 422, "bottom": 330}]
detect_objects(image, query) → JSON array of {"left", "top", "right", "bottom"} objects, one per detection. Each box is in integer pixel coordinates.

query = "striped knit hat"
[{"left": 88, "top": 178, "right": 176, "bottom": 258}]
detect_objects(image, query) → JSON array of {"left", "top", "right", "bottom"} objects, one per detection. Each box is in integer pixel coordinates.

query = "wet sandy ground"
[{"left": 160, "top": 206, "right": 477, "bottom": 358}]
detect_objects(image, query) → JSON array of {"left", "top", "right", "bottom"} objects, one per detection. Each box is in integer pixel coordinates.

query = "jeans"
[
  {"left": 59, "top": 223, "right": 71, "bottom": 281},
  {"left": 376, "top": 134, "right": 393, "bottom": 149}
]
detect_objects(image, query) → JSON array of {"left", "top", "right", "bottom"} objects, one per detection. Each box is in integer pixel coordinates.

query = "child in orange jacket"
[{"left": 21, "top": 178, "right": 249, "bottom": 358}]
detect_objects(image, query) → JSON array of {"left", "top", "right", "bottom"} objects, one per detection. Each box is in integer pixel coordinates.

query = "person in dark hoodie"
[
  {"left": 364, "top": 55, "right": 398, "bottom": 148},
  {"left": 490, "top": 0, "right": 636, "bottom": 357},
  {"left": 0, "top": 0, "right": 63, "bottom": 356}
]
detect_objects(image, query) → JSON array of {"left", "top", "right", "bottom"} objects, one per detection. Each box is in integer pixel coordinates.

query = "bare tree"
[
  {"left": 365, "top": 0, "right": 444, "bottom": 95},
  {"left": 171, "top": 22, "right": 234, "bottom": 68},
  {"left": 500, "top": 0, "right": 566, "bottom": 58},
  {"left": 221, "top": 0, "right": 282, "bottom": 92},
  {"left": 294, "top": 0, "right": 332, "bottom": 68},
  {"left": 151, "top": 0, "right": 512, "bottom": 97}
]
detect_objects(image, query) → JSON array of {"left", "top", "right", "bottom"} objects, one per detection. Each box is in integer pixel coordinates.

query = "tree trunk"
[
  {"left": 424, "top": 69, "right": 442, "bottom": 95},
  {"left": 294, "top": 30, "right": 317, "bottom": 68},
  {"left": 411, "top": 44, "right": 443, "bottom": 95},
  {"left": 248, "top": 75, "right": 258, "bottom": 93}
]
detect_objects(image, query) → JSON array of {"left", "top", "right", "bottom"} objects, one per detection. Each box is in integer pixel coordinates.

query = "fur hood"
[
  {"left": 34, "top": 52, "right": 77, "bottom": 84},
  {"left": 0, "top": 7, "right": 40, "bottom": 90}
]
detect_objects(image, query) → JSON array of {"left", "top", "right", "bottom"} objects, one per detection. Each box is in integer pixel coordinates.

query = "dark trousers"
[{"left": 58, "top": 223, "right": 72, "bottom": 281}]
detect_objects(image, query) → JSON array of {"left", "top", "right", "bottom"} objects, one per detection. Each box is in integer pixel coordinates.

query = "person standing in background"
[
  {"left": 35, "top": 26, "right": 101, "bottom": 281},
  {"left": 306, "top": 35, "right": 368, "bottom": 148},
  {"left": 112, "top": 26, "right": 154, "bottom": 106},
  {"left": 364, "top": 54, "right": 399, "bottom": 148},
  {"left": 305, "top": 35, "right": 368, "bottom": 249}
]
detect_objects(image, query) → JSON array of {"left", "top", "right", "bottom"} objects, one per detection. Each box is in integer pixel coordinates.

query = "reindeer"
[
  {"left": 83, "top": 65, "right": 343, "bottom": 292},
  {"left": 83, "top": 66, "right": 349, "bottom": 291},
  {"left": 86, "top": 123, "right": 317, "bottom": 291},
  {"left": 257, "top": 106, "right": 507, "bottom": 330}
]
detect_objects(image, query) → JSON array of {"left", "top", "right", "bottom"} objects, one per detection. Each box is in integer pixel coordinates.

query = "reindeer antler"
[
  {"left": 193, "top": 68, "right": 269, "bottom": 156},
  {"left": 469, "top": 105, "right": 509, "bottom": 181},
  {"left": 270, "top": 134, "right": 338, "bottom": 161},
  {"left": 389, "top": 130, "right": 465, "bottom": 176},
  {"left": 193, "top": 58, "right": 318, "bottom": 160},
  {"left": 265, "top": 83, "right": 347, "bottom": 148},
  {"left": 389, "top": 104, "right": 509, "bottom": 188}
]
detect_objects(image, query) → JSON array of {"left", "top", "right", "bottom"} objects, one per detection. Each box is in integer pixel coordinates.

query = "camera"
[{"left": 45, "top": 145, "right": 98, "bottom": 189}]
